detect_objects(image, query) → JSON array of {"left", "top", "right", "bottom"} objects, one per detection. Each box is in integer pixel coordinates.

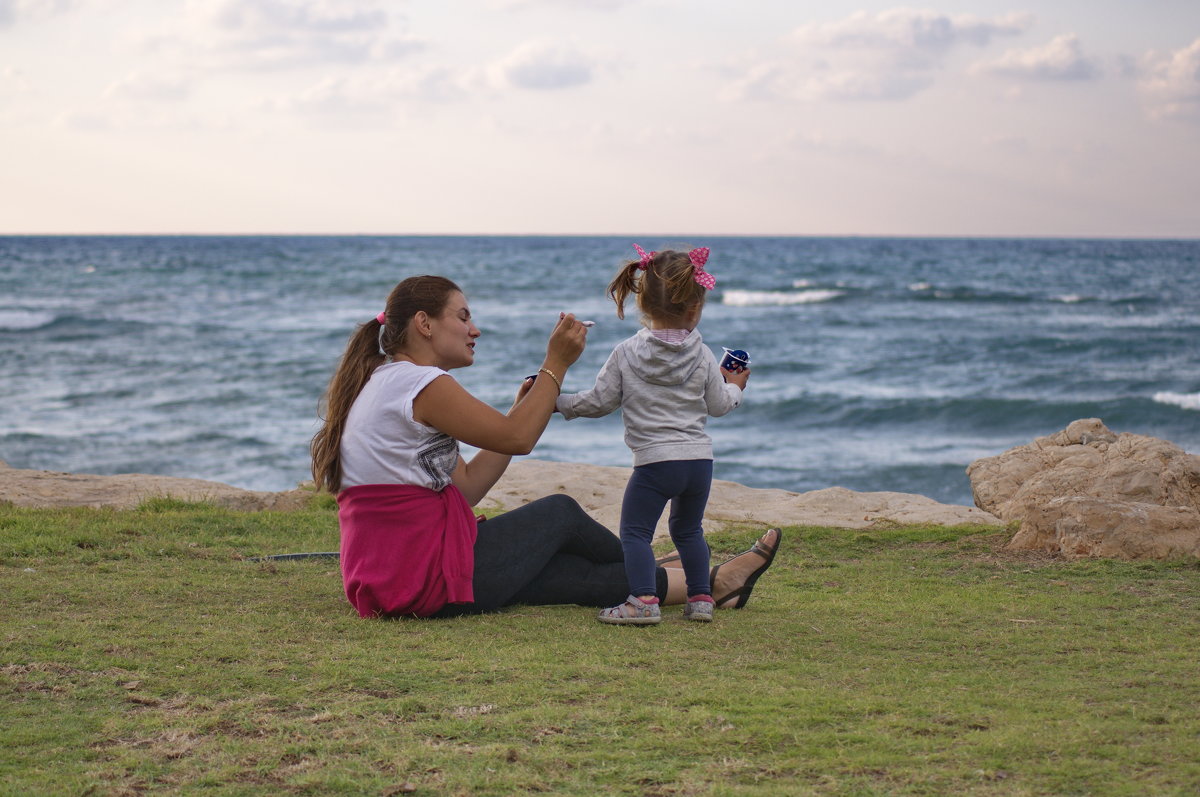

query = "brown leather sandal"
[{"left": 711, "top": 528, "right": 782, "bottom": 609}]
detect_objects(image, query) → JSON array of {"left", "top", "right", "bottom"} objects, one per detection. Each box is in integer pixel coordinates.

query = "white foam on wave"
[
  {"left": 0, "top": 310, "right": 57, "bottom": 331},
  {"left": 908, "top": 282, "right": 933, "bottom": 292},
  {"left": 1054, "top": 294, "right": 1087, "bottom": 303},
  {"left": 1153, "top": 391, "right": 1200, "bottom": 411},
  {"left": 722, "top": 289, "right": 844, "bottom": 306}
]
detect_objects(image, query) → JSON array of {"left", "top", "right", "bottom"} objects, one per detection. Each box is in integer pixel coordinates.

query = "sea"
[{"left": 1, "top": 235, "right": 1197, "bottom": 507}]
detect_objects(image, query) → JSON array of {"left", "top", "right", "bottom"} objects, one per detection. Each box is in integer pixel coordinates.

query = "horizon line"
[{"left": 3, "top": 231, "right": 1199, "bottom": 241}]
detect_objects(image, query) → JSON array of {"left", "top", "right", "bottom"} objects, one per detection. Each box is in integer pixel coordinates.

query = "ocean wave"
[
  {"left": 905, "top": 283, "right": 1160, "bottom": 306},
  {"left": 1052, "top": 294, "right": 1160, "bottom": 305},
  {"left": 906, "top": 284, "right": 1034, "bottom": 303},
  {"left": 1153, "top": 391, "right": 1200, "bottom": 411},
  {"left": 0, "top": 310, "right": 57, "bottom": 331},
  {"left": 741, "top": 392, "right": 1159, "bottom": 432},
  {"left": 722, "top": 289, "right": 844, "bottom": 306}
]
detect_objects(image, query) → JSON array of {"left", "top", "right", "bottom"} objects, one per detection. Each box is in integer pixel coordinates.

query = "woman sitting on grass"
[{"left": 310, "top": 275, "right": 781, "bottom": 619}]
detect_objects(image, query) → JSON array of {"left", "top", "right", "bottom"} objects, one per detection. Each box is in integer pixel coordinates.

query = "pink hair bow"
[
  {"left": 690, "top": 247, "right": 715, "bottom": 290},
  {"left": 632, "top": 243, "right": 655, "bottom": 270}
]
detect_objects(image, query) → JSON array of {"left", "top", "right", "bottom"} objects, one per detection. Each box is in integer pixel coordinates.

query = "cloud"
[
  {"left": 722, "top": 59, "right": 936, "bottom": 103},
  {"left": 54, "top": 109, "right": 112, "bottom": 131},
  {"left": 726, "top": 8, "right": 1033, "bottom": 103},
  {"left": 145, "top": 0, "right": 425, "bottom": 70},
  {"left": 1139, "top": 37, "right": 1200, "bottom": 120},
  {"left": 261, "top": 65, "right": 478, "bottom": 115},
  {"left": 104, "top": 71, "right": 194, "bottom": 102},
  {"left": 972, "top": 33, "right": 1100, "bottom": 80},
  {"left": 983, "top": 133, "right": 1032, "bottom": 154},
  {"left": 248, "top": 41, "right": 599, "bottom": 123},
  {"left": 723, "top": 57, "right": 937, "bottom": 103},
  {"left": 489, "top": 0, "right": 630, "bottom": 9},
  {"left": 802, "top": 68, "right": 934, "bottom": 102},
  {"left": 492, "top": 41, "right": 594, "bottom": 90},
  {"left": 1, "top": 65, "right": 30, "bottom": 93},
  {"left": 791, "top": 9, "right": 1031, "bottom": 57},
  {"left": 52, "top": 105, "right": 226, "bottom": 133},
  {"left": 198, "top": 0, "right": 386, "bottom": 34},
  {"left": 784, "top": 128, "right": 878, "bottom": 158},
  {"left": 0, "top": 0, "right": 75, "bottom": 27},
  {"left": 719, "top": 62, "right": 786, "bottom": 102}
]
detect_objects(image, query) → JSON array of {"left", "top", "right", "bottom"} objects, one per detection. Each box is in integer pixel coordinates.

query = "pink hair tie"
[
  {"left": 375, "top": 311, "right": 389, "bottom": 358},
  {"left": 689, "top": 247, "right": 715, "bottom": 290},
  {"left": 632, "top": 243, "right": 655, "bottom": 270}
]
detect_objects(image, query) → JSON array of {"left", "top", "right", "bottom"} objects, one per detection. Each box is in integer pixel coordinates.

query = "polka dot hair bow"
[
  {"left": 632, "top": 243, "right": 655, "bottom": 270},
  {"left": 689, "top": 247, "right": 715, "bottom": 290}
]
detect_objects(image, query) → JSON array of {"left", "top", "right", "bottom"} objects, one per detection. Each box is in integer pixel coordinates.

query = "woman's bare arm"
[
  {"left": 414, "top": 313, "right": 588, "bottom": 455},
  {"left": 450, "top": 377, "right": 535, "bottom": 505}
]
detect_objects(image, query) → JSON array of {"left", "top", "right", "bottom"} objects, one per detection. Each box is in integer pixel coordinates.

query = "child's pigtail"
[{"left": 607, "top": 261, "right": 642, "bottom": 320}]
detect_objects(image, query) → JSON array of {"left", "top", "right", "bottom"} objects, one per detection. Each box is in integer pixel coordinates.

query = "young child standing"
[{"left": 556, "top": 244, "right": 751, "bottom": 625}]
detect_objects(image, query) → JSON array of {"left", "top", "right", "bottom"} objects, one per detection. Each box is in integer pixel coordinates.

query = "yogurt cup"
[{"left": 720, "top": 348, "right": 751, "bottom": 372}]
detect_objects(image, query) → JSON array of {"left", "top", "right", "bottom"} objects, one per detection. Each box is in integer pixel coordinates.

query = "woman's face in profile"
[{"left": 429, "top": 291, "right": 481, "bottom": 370}]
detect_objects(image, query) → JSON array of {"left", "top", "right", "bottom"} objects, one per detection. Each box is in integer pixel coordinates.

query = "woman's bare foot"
[
  {"left": 655, "top": 539, "right": 711, "bottom": 569},
  {"left": 655, "top": 551, "right": 683, "bottom": 568},
  {"left": 711, "top": 528, "right": 782, "bottom": 609}
]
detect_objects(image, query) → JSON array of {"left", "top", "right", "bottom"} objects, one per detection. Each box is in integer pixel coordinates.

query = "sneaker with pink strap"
[
  {"left": 598, "top": 594, "right": 662, "bottom": 625},
  {"left": 683, "top": 595, "right": 714, "bottom": 622}
]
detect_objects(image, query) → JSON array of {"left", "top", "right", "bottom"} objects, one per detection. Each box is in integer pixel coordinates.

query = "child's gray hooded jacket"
[{"left": 556, "top": 327, "right": 743, "bottom": 466}]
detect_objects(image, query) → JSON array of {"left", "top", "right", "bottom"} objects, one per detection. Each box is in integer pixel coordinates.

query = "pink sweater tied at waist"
[{"left": 337, "top": 483, "right": 478, "bottom": 618}]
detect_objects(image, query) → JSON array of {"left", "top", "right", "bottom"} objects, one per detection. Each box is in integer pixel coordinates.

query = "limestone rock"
[
  {"left": 1011, "top": 496, "right": 1200, "bottom": 560},
  {"left": 968, "top": 418, "right": 1200, "bottom": 518},
  {"left": 481, "top": 460, "right": 1001, "bottom": 539},
  {"left": 0, "top": 459, "right": 1002, "bottom": 534},
  {"left": 0, "top": 467, "right": 312, "bottom": 511},
  {"left": 966, "top": 419, "right": 1200, "bottom": 559}
]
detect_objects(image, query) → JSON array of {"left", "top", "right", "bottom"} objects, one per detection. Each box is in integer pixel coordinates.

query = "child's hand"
[
  {"left": 722, "top": 366, "right": 750, "bottom": 389},
  {"left": 513, "top": 375, "right": 536, "bottom": 408}
]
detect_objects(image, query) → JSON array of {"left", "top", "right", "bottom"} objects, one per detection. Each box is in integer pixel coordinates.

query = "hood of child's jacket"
[{"left": 626, "top": 327, "right": 707, "bottom": 386}]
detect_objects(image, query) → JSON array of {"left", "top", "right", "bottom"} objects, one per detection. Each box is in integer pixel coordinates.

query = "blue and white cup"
[{"left": 720, "top": 348, "right": 751, "bottom": 373}]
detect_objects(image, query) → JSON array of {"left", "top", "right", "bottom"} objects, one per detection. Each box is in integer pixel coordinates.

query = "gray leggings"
[{"left": 433, "top": 494, "right": 668, "bottom": 616}]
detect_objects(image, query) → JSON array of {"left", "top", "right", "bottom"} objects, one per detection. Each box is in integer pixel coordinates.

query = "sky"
[{"left": 2, "top": 0, "right": 1199, "bottom": 236}]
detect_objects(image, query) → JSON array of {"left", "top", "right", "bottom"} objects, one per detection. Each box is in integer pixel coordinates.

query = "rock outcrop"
[
  {"left": 966, "top": 419, "right": 1200, "bottom": 559},
  {"left": 0, "top": 458, "right": 1001, "bottom": 535},
  {"left": 0, "top": 460, "right": 313, "bottom": 511},
  {"left": 481, "top": 460, "right": 1001, "bottom": 538},
  {"left": 1017, "top": 497, "right": 1200, "bottom": 559}
]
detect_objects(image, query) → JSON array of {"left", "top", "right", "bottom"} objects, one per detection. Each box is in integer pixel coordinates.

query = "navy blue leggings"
[
  {"left": 433, "top": 494, "right": 668, "bottom": 617},
  {"left": 620, "top": 459, "right": 713, "bottom": 599}
]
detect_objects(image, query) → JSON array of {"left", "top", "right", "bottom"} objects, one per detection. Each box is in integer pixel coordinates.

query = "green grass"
[{"left": 2, "top": 499, "right": 1199, "bottom": 795}]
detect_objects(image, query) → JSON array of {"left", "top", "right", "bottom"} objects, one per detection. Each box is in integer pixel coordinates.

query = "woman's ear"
[{"left": 413, "top": 310, "right": 432, "bottom": 339}]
